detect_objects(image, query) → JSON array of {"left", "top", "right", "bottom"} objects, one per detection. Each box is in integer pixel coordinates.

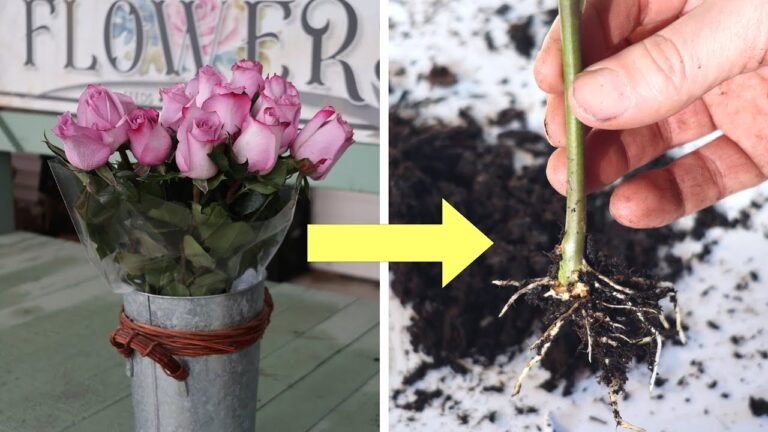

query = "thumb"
[{"left": 568, "top": 0, "right": 768, "bottom": 130}]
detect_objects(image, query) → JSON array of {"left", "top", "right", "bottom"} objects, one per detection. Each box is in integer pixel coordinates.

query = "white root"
[
  {"left": 589, "top": 266, "right": 636, "bottom": 295},
  {"left": 530, "top": 301, "right": 583, "bottom": 351},
  {"left": 607, "top": 320, "right": 628, "bottom": 330},
  {"left": 513, "top": 320, "right": 564, "bottom": 396},
  {"left": 609, "top": 333, "right": 633, "bottom": 344},
  {"left": 649, "top": 331, "right": 662, "bottom": 393},
  {"left": 599, "top": 302, "right": 670, "bottom": 329},
  {"left": 513, "top": 349, "right": 546, "bottom": 396},
  {"left": 595, "top": 312, "right": 628, "bottom": 330},
  {"left": 672, "top": 294, "right": 687, "bottom": 344},
  {"left": 496, "top": 268, "right": 681, "bottom": 432},
  {"left": 609, "top": 384, "right": 647, "bottom": 432},
  {"left": 492, "top": 279, "right": 520, "bottom": 287},
  {"left": 582, "top": 310, "right": 592, "bottom": 363},
  {"left": 498, "top": 279, "right": 551, "bottom": 318}
]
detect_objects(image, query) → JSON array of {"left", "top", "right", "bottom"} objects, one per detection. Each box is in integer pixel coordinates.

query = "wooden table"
[{"left": 0, "top": 231, "right": 379, "bottom": 432}]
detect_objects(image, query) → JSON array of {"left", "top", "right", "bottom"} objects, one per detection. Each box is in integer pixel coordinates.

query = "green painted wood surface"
[
  {"left": 309, "top": 374, "right": 379, "bottom": 432},
  {"left": 0, "top": 153, "right": 12, "bottom": 234},
  {"left": 0, "top": 109, "right": 379, "bottom": 194},
  {"left": 0, "top": 232, "right": 379, "bottom": 432}
]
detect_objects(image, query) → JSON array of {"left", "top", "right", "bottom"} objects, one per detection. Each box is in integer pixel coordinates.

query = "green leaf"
[
  {"left": 117, "top": 178, "right": 139, "bottom": 201},
  {"left": 114, "top": 252, "right": 153, "bottom": 275},
  {"left": 192, "top": 174, "right": 226, "bottom": 195},
  {"left": 205, "top": 222, "right": 255, "bottom": 258},
  {"left": 144, "top": 266, "right": 175, "bottom": 289},
  {"left": 193, "top": 178, "right": 209, "bottom": 194},
  {"left": 94, "top": 166, "right": 118, "bottom": 187},
  {"left": 135, "top": 179, "right": 163, "bottom": 199},
  {"left": 192, "top": 203, "right": 232, "bottom": 240},
  {"left": 189, "top": 271, "right": 228, "bottom": 296},
  {"left": 134, "top": 165, "right": 151, "bottom": 177},
  {"left": 232, "top": 190, "right": 265, "bottom": 217},
  {"left": 261, "top": 160, "right": 288, "bottom": 186},
  {"left": 208, "top": 144, "right": 231, "bottom": 172},
  {"left": 142, "top": 196, "right": 192, "bottom": 229},
  {"left": 160, "top": 281, "right": 191, "bottom": 297},
  {"left": 207, "top": 173, "right": 226, "bottom": 191},
  {"left": 209, "top": 144, "right": 250, "bottom": 179},
  {"left": 44, "top": 134, "right": 69, "bottom": 163},
  {"left": 142, "top": 170, "right": 183, "bottom": 183},
  {"left": 182, "top": 235, "right": 216, "bottom": 269},
  {"left": 243, "top": 179, "right": 279, "bottom": 195},
  {"left": 134, "top": 231, "right": 168, "bottom": 258},
  {"left": 77, "top": 189, "right": 118, "bottom": 223},
  {"left": 301, "top": 175, "right": 311, "bottom": 198}
]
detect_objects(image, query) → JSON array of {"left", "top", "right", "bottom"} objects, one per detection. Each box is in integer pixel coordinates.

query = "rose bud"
[
  {"left": 185, "top": 65, "right": 226, "bottom": 107},
  {"left": 230, "top": 59, "right": 265, "bottom": 98},
  {"left": 53, "top": 112, "right": 114, "bottom": 170},
  {"left": 175, "top": 107, "right": 226, "bottom": 179},
  {"left": 252, "top": 75, "right": 301, "bottom": 151},
  {"left": 233, "top": 108, "right": 284, "bottom": 174},
  {"left": 126, "top": 108, "right": 172, "bottom": 166},
  {"left": 159, "top": 83, "right": 191, "bottom": 130},
  {"left": 201, "top": 83, "right": 251, "bottom": 136},
  {"left": 291, "top": 106, "right": 354, "bottom": 180},
  {"left": 76, "top": 84, "right": 136, "bottom": 150}
]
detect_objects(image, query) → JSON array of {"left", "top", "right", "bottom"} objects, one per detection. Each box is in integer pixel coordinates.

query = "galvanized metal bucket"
[{"left": 122, "top": 279, "right": 266, "bottom": 432}]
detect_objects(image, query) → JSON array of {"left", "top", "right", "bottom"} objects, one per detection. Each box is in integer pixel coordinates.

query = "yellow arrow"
[{"left": 307, "top": 199, "right": 493, "bottom": 287}]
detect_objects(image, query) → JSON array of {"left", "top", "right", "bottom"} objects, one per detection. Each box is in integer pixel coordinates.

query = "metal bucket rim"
[{"left": 123, "top": 279, "right": 265, "bottom": 302}]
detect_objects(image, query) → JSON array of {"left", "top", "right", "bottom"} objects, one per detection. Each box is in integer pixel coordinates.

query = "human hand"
[{"left": 536, "top": 0, "right": 768, "bottom": 228}]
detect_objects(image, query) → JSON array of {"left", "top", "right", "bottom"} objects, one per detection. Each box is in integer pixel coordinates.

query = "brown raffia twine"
[{"left": 109, "top": 288, "right": 274, "bottom": 381}]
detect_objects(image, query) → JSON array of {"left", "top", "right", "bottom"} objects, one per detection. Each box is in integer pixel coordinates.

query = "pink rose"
[
  {"left": 126, "top": 108, "right": 172, "bottom": 166},
  {"left": 53, "top": 112, "right": 114, "bottom": 171},
  {"left": 159, "top": 83, "right": 191, "bottom": 130},
  {"left": 230, "top": 59, "right": 265, "bottom": 98},
  {"left": 175, "top": 107, "right": 226, "bottom": 179},
  {"left": 186, "top": 65, "right": 225, "bottom": 107},
  {"left": 253, "top": 75, "right": 301, "bottom": 151},
  {"left": 233, "top": 108, "right": 283, "bottom": 174},
  {"left": 167, "top": 0, "right": 241, "bottom": 59},
  {"left": 76, "top": 84, "right": 136, "bottom": 150},
  {"left": 201, "top": 83, "right": 251, "bottom": 135},
  {"left": 291, "top": 106, "right": 354, "bottom": 180}
]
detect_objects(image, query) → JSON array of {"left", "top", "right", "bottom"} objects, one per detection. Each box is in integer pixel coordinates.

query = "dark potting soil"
[
  {"left": 426, "top": 65, "right": 458, "bottom": 87},
  {"left": 389, "top": 110, "right": 738, "bottom": 406},
  {"left": 750, "top": 397, "right": 768, "bottom": 417}
]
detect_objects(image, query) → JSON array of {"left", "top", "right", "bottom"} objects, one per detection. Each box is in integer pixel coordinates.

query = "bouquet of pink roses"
[{"left": 47, "top": 60, "right": 354, "bottom": 297}]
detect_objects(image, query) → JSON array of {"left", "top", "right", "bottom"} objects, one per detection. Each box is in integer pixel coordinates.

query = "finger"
[
  {"left": 534, "top": 0, "right": 689, "bottom": 94},
  {"left": 570, "top": 0, "right": 768, "bottom": 129},
  {"left": 544, "top": 94, "right": 567, "bottom": 147},
  {"left": 544, "top": 94, "right": 594, "bottom": 148},
  {"left": 546, "top": 99, "right": 716, "bottom": 195},
  {"left": 702, "top": 71, "right": 768, "bottom": 175},
  {"left": 609, "top": 136, "right": 767, "bottom": 228}
]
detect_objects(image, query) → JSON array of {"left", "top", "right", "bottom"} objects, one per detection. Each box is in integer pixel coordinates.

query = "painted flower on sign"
[{"left": 166, "top": 0, "right": 243, "bottom": 59}]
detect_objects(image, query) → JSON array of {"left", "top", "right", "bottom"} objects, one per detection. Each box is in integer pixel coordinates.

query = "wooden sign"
[{"left": 0, "top": 0, "right": 379, "bottom": 141}]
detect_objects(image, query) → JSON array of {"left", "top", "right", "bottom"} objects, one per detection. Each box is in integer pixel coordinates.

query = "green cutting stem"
[{"left": 557, "top": 0, "right": 587, "bottom": 285}]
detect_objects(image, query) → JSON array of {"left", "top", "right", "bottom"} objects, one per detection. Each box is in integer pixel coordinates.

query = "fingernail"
[
  {"left": 543, "top": 119, "right": 552, "bottom": 145},
  {"left": 572, "top": 68, "right": 633, "bottom": 121}
]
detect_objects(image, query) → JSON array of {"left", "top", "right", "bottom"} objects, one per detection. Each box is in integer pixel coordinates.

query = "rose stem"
[
  {"left": 556, "top": 0, "right": 587, "bottom": 286},
  {"left": 118, "top": 149, "right": 132, "bottom": 170},
  {"left": 192, "top": 187, "right": 201, "bottom": 204}
]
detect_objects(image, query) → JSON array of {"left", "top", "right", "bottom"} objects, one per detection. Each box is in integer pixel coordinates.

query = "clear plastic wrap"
[{"left": 49, "top": 159, "right": 297, "bottom": 296}]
